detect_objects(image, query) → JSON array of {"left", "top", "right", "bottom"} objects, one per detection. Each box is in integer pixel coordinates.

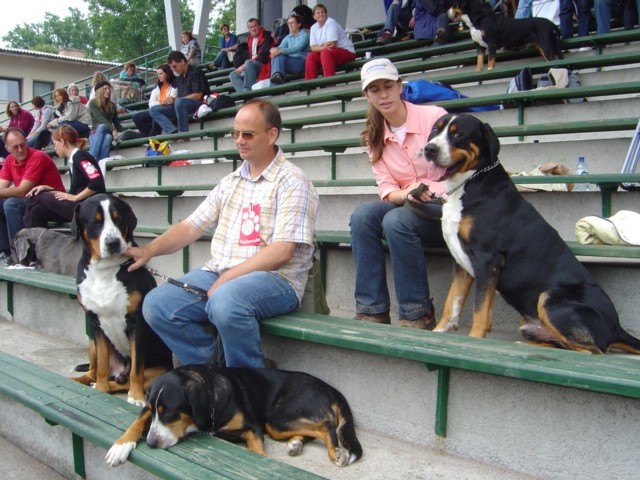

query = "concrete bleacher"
[{"left": 2, "top": 24, "right": 640, "bottom": 479}]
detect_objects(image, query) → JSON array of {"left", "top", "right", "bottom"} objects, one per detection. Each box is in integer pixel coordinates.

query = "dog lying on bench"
[
  {"left": 106, "top": 364, "right": 363, "bottom": 467},
  {"left": 10, "top": 227, "right": 82, "bottom": 276}
]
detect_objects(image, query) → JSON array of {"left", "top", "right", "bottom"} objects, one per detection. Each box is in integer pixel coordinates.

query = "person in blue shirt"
[
  {"left": 118, "top": 62, "right": 145, "bottom": 87},
  {"left": 412, "top": 0, "right": 452, "bottom": 46},
  {"left": 269, "top": 14, "right": 310, "bottom": 84},
  {"left": 210, "top": 24, "right": 238, "bottom": 70}
]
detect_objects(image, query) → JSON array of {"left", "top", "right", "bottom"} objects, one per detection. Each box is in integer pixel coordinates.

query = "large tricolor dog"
[
  {"left": 105, "top": 364, "right": 363, "bottom": 467},
  {"left": 424, "top": 113, "right": 640, "bottom": 354},
  {"left": 71, "top": 194, "right": 173, "bottom": 405},
  {"left": 448, "top": 0, "right": 563, "bottom": 70}
]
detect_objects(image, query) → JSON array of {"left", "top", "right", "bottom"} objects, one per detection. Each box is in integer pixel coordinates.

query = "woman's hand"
[{"left": 53, "top": 191, "right": 75, "bottom": 202}]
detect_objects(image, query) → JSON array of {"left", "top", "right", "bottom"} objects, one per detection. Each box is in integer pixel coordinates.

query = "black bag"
[
  {"left": 507, "top": 67, "right": 533, "bottom": 94},
  {"left": 205, "top": 94, "right": 235, "bottom": 112},
  {"left": 233, "top": 42, "right": 250, "bottom": 68}
]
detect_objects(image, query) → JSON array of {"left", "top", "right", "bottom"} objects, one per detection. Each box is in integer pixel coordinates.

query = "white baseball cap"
[{"left": 360, "top": 58, "right": 400, "bottom": 91}]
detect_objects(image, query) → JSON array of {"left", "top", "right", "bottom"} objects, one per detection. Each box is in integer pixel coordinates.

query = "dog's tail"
[
  {"left": 335, "top": 392, "right": 363, "bottom": 464},
  {"left": 610, "top": 328, "right": 640, "bottom": 354}
]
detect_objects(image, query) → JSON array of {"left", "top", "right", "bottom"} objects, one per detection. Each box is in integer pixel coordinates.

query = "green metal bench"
[
  {"left": 259, "top": 311, "right": 640, "bottom": 438},
  {"left": 0, "top": 350, "right": 322, "bottom": 479}
]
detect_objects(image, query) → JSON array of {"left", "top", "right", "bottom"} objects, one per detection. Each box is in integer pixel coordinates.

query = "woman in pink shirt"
[
  {"left": 350, "top": 58, "right": 447, "bottom": 329},
  {"left": 0, "top": 101, "right": 35, "bottom": 160}
]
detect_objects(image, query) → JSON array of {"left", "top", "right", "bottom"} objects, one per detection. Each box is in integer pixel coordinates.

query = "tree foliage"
[
  {"left": 86, "top": 0, "right": 195, "bottom": 62},
  {"left": 2, "top": 9, "right": 96, "bottom": 54},
  {"left": 2, "top": 0, "right": 237, "bottom": 63}
]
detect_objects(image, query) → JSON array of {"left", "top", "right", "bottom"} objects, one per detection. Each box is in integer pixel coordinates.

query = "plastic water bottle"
[{"left": 574, "top": 156, "right": 590, "bottom": 191}]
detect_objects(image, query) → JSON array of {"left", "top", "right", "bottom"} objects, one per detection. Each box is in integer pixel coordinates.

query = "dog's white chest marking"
[
  {"left": 442, "top": 189, "right": 474, "bottom": 277},
  {"left": 458, "top": 14, "right": 488, "bottom": 49},
  {"left": 79, "top": 262, "right": 130, "bottom": 357}
]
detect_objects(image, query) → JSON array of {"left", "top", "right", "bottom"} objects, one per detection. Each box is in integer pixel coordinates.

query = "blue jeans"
[
  {"left": 595, "top": 0, "right": 637, "bottom": 33},
  {"left": 560, "top": 0, "right": 592, "bottom": 38},
  {"left": 270, "top": 55, "right": 306, "bottom": 78},
  {"left": 350, "top": 200, "right": 445, "bottom": 320},
  {"left": 229, "top": 60, "right": 263, "bottom": 92},
  {"left": 89, "top": 124, "right": 113, "bottom": 160},
  {"left": 213, "top": 50, "right": 231, "bottom": 69},
  {"left": 0, "top": 197, "right": 26, "bottom": 255},
  {"left": 142, "top": 267, "right": 299, "bottom": 367},
  {"left": 515, "top": 0, "right": 533, "bottom": 18},
  {"left": 149, "top": 98, "right": 200, "bottom": 134},
  {"left": 381, "top": 2, "right": 412, "bottom": 36}
]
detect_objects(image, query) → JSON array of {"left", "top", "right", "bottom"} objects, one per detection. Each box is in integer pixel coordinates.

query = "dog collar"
[{"left": 445, "top": 161, "right": 500, "bottom": 197}]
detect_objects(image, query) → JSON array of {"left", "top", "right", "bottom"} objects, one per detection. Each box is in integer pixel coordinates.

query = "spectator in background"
[
  {"left": 595, "top": 0, "right": 637, "bottom": 34},
  {"left": 0, "top": 101, "right": 35, "bottom": 160},
  {"left": 412, "top": 0, "right": 452, "bottom": 45},
  {"left": 210, "top": 24, "right": 238, "bottom": 71},
  {"left": 149, "top": 51, "right": 209, "bottom": 140},
  {"left": 0, "top": 128, "right": 65, "bottom": 259},
  {"left": 377, "top": 0, "right": 415, "bottom": 45},
  {"left": 26, "top": 96, "right": 54, "bottom": 150},
  {"left": 269, "top": 14, "right": 310, "bottom": 84},
  {"left": 229, "top": 18, "right": 275, "bottom": 92},
  {"left": 67, "top": 84, "right": 88, "bottom": 105},
  {"left": 133, "top": 64, "right": 178, "bottom": 137},
  {"left": 119, "top": 62, "right": 146, "bottom": 87},
  {"left": 559, "top": 0, "right": 591, "bottom": 39},
  {"left": 181, "top": 31, "right": 202, "bottom": 67},
  {"left": 47, "top": 88, "right": 92, "bottom": 138},
  {"left": 88, "top": 81, "right": 123, "bottom": 160},
  {"left": 304, "top": 4, "right": 356, "bottom": 80},
  {"left": 350, "top": 58, "right": 447, "bottom": 329},
  {"left": 23, "top": 125, "right": 105, "bottom": 229}
]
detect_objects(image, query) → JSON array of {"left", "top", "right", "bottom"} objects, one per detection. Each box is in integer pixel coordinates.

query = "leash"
[
  {"left": 146, "top": 267, "right": 209, "bottom": 301},
  {"left": 445, "top": 161, "right": 501, "bottom": 197}
]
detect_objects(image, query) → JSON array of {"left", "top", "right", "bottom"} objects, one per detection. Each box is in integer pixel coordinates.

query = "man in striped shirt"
[{"left": 126, "top": 99, "right": 319, "bottom": 368}]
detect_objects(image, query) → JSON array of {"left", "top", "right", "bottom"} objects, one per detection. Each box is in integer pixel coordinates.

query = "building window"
[
  {"left": 33, "top": 80, "right": 55, "bottom": 101},
  {"left": 0, "top": 78, "right": 21, "bottom": 102}
]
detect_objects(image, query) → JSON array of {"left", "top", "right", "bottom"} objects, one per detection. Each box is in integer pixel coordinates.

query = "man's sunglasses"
[{"left": 230, "top": 129, "right": 269, "bottom": 140}]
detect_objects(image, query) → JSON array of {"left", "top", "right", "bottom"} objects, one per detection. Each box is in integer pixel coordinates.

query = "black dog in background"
[{"left": 448, "top": 0, "right": 563, "bottom": 70}]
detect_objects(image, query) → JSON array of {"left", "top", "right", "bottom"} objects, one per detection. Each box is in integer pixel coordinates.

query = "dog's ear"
[
  {"left": 71, "top": 203, "right": 83, "bottom": 241},
  {"left": 185, "top": 378, "right": 214, "bottom": 430},
  {"left": 10, "top": 230, "right": 36, "bottom": 266},
  {"left": 115, "top": 197, "right": 138, "bottom": 242},
  {"left": 480, "top": 120, "right": 500, "bottom": 160}
]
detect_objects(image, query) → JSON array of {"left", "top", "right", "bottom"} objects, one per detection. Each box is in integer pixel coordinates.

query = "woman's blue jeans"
[
  {"left": 270, "top": 55, "right": 306, "bottom": 78},
  {"left": 89, "top": 124, "right": 113, "bottom": 160},
  {"left": 142, "top": 267, "right": 299, "bottom": 367},
  {"left": 350, "top": 200, "right": 445, "bottom": 320}
]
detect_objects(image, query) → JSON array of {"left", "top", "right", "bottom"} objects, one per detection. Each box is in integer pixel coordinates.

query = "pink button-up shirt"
[{"left": 370, "top": 101, "right": 447, "bottom": 200}]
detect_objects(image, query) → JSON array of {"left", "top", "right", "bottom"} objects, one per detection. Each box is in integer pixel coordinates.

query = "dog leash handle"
[{"left": 147, "top": 267, "right": 209, "bottom": 301}]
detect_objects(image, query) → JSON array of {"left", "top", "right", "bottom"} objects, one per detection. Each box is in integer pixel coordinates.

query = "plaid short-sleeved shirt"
[{"left": 188, "top": 148, "right": 319, "bottom": 301}]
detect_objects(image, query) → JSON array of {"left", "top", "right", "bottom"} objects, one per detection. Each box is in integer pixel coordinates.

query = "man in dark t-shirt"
[{"left": 149, "top": 51, "right": 209, "bottom": 138}]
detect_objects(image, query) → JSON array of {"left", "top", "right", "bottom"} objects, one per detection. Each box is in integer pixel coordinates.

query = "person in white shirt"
[{"left": 304, "top": 4, "right": 356, "bottom": 79}]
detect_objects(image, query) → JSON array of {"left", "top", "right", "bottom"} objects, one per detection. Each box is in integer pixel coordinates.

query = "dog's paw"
[
  {"left": 127, "top": 396, "right": 146, "bottom": 408},
  {"left": 287, "top": 438, "right": 304, "bottom": 456},
  {"left": 105, "top": 442, "right": 135, "bottom": 467},
  {"left": 333, "top": 447, "right": 350, "bottom": 467}
]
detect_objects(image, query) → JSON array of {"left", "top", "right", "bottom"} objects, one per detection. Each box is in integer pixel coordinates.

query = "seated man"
[
  {"left": 149, "top": 51, "right": 209, "bottom": 140},
  {"left": 412, "top": 0, "right": 452, "bottom": 46},
  {"left": 0, "top": 128, "right": 65, "bottom": 259},
  {"left": 229, "top": 18, "right": 274, "bottom": 92},
  {"left": 377, "top": 0, "right": 416, "bottom": 45},
  {"left": 126, "top": 99, "right": 319, "bottom": 367},
  {"left": 119, "top": 61, "right": 146, "bottom": 87}
]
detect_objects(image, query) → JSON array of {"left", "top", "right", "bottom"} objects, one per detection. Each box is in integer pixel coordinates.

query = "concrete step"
[{"left": 0, "top": 318, "right": 538, "bottom": 480}]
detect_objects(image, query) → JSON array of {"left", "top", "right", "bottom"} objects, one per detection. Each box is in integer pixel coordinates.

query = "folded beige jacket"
[{"left": 575, "top": 210, "right": 640, "bottom": 246}]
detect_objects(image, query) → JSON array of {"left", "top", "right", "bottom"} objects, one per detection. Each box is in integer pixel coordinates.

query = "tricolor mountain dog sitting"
[
  {"left": 71, "top": 194, "right": 173, "bottom": 405},
  {"left": 423, "top": 113, "right": 640, "bottom": 354},
  {"left": 448, "top": 0, "right": 563, "bottom": 70},
  {"left": 105, "top": 364, "right": 363, "bottom": 468}
]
